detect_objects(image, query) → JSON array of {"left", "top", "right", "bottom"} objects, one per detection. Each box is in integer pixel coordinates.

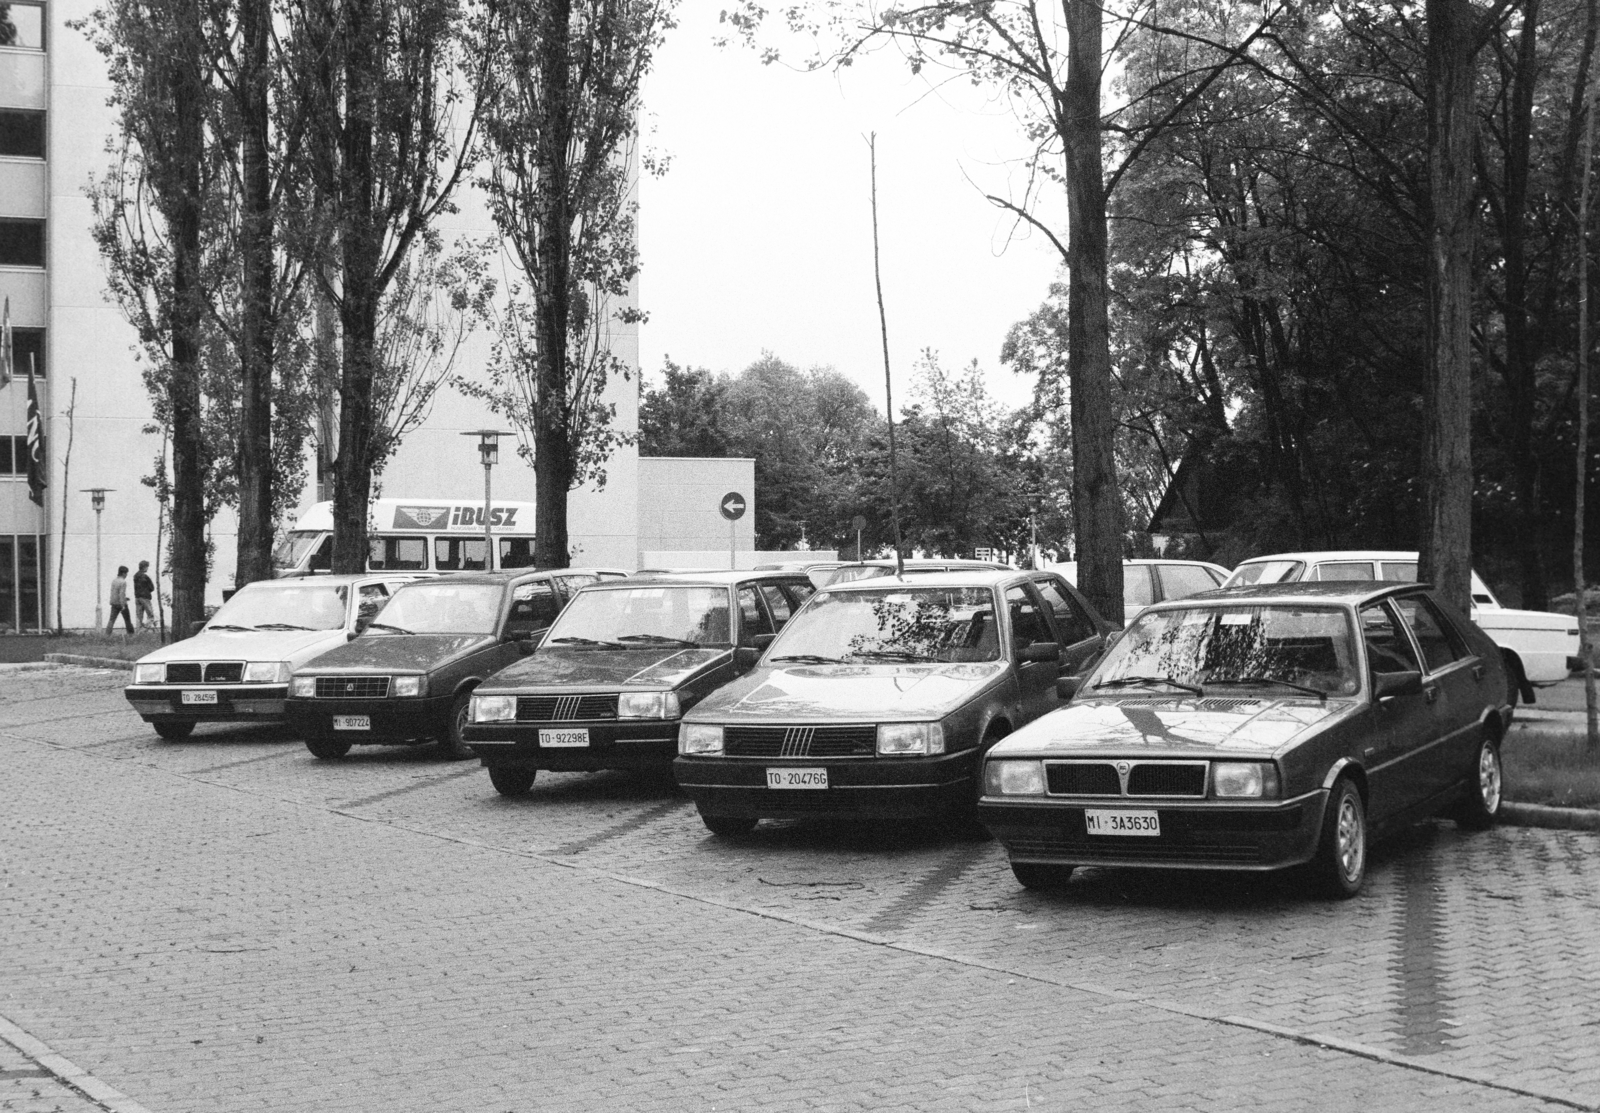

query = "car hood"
[
  {"left": 1470, "top": 605, "right": 1580, "bottom": 635},
  {"left": 295, "top": 633, "right": 497, "bottom": 674},
  {"left": 137, "top": 627, "right": 347, "bottom": 666},
  {"left": 990, "top": 696, "right": 1361, "bottom": 758},
  {"left": 479, "top": 646, "right": 731, "bottom": 692},
  {"left": 687, "top": 661, "right": 1009, "bottom": 722}
]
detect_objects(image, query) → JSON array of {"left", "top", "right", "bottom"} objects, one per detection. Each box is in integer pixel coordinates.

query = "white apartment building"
[{"left": 0, "top": 2, "right": 753, "bottom": 630}]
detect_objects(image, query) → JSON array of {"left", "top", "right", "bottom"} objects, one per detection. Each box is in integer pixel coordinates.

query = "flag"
[
  {"left": 25, "top": 354, "right": 44, "bottom": 507},
  {"left": 1, "top": 296, "right": 12, "bottom": 389}
]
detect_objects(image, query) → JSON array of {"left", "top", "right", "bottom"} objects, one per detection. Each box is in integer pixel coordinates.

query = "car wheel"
[
  {"left": 306, "top": 738, "right": 352, "bottom": 760},
  {"left": 1011, "top": 862, "right": 1075, "bottom": 890},
  {"left": 488, "top": 765, "right": 536, "bottom": 797},
  {"left": 1309, "top": 776, "right": 1367, "bottom": 899},
  {"left": 701, "top": 813, "right": 757, "bottom": 837},
  {"left": 436, "top": 692, "right": 472, "bottom": 760},
  {"left": 1454, "top": 734, "right": 1503, "bottom": 831},
  {"left": 152, "top": 720, "right": 194, "bottom": 741}
]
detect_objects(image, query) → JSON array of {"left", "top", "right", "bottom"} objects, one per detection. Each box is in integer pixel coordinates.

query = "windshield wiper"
[
  {"left": 850, "top": 650, "right": 937, "bottom": 662},
  {"left": 768, "top": 654, "right": 843, "bottom": 664},
  {"left": 547, "top": 636, "right": 624, "bottom": 648},
  {"left": 1207, "top": 677, "right": 1327, "bottom": 700},
  {"left": 256, "top": 623, "right": 315, "bottom": 631},
  {"left": 615, "top": 634, "right": 700, "bottom": 647},
  {"left": 1093, "top": 675, "right": 1204, "bottom": 695},
  {"left": 206, "top": 624, "right": 254, "bottom": 631},
  {"left": 364, "top": 623, "right": 414, "bottom": 635}
]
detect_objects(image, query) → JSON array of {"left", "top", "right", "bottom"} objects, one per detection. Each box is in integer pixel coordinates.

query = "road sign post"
[
  {"left": 720, "top": 492, "right": 747, "bottom": 570},
  {"left": 851, "top": 514, "right": 866, "bottom": 562}
]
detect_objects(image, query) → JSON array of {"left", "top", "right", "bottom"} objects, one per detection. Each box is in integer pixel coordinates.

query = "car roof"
[
  {"left": 256, "top": 573, "right": 387, "bottom": 587},
  {"left": 1167, "top": 581, "right": 1426, "bottom": 606},
  {"left": 823, "top": 569, "right": 1035, "bottom": 592},
  {"left": 588, "top": 569, "right": 805, "bottom": 587},
  {"left": 1236, "top": 550, "right": 1418, "bottom": 564},
  {"left": 401, "top": 570, "right": 561, "bottom": 588}
]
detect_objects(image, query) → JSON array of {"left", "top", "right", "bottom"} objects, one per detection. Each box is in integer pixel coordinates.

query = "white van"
[{"left": 274, "top": 498, "right": 541, "bottom": 576}]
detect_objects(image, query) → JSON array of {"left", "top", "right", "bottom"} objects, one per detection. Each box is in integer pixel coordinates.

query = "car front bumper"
[
  {"left": 977, "top": 791, "right": 1327, "bottom": 872},
  {"left": 285, "top": 694, "right": 453, "bottom": 744},
  {"left": 673, "top": 751, "right": 977, "bottom": 820},
  {"left": 463, "top": 719, "right": 679, "bottom": 770},
  {"left": 124, "top": 684, "right": 287, "bottom": 722}
]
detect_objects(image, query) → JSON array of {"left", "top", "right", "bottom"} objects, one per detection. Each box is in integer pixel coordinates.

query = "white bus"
[{"left": 273, "top": 498, "right": 542, "bottom": 576}]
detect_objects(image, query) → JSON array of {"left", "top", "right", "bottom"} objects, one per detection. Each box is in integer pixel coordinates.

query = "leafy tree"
[{"left": 639, "top": 360, "right": 733, "bottom": 457}]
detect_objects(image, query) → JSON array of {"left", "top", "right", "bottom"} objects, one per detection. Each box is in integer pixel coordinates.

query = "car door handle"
[
  {"left": 1424, "top": 685, "right": 1439, "bottom": 704},
  {"left": 1472, "top": 664, "right": 1485, "bottom": 682}
]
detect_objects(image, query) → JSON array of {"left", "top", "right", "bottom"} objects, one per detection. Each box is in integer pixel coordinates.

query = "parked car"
[
  {"left": 284, "top": 570, "right": 581, "bottom": 760},
  {"left": 810, "top": 558, "right": 1013, "bottom": 590},
  {"left": 674, "top": 569, "right": 1114, "bottom": 835},
  {"left": 462, "top": 570, "right": 817, "bottom": 796},
  {"left": 978, "top": 582, "right": 1510, "bottom": 898},
  {"left": 1050, "top": 558, "right": 1230, "bottom": 626},
  {"left": 1221, "top": 550, "right": 1580, "bottom": 704},
  {"left": 124, "top": 574, "right": 421, "bottom": 739}
]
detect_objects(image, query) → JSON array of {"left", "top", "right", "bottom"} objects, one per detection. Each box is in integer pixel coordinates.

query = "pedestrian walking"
[
  {"left": 133, "top": 560, "right": 155, "bottom": 631},
  {"left": 106, "top": 565, "right": 134, "bottom": 635}
]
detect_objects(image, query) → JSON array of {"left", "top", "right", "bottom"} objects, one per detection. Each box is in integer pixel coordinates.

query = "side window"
[
  {"left": 356, "top": 584, "right": 388, "bottom": 630},
  {"left": 1158, "top": 564, "right": 1220, "bottom": 600},
  {"left": 506, "top": 582, "right": 560, "bottom": 635},
  {"left": 554, "top": 574, "right": 598, "bottom": 598},
  {"left": 1123, "top": 566, "right": 1155, "bottom": 608},
  {"left": 498, "top": 538, "right": 537, "bottom": 569},
  {"left": 1396, "top": 596, "right": 1467, "bottom": 672},
  {"left": 1034, "top": 577, "right": 1095, "bottom": 644},
  {"left": 435, "top": 537, "right": 488, "bottom": 571},
  {"left": 1380, "top": 562, "right": 1419, "bottom": 582},
  {"left": 758, "top": 583, "right": 792, "bottom": 627},
  {"left": 368, "top": 536, "right": 426, "bottom": 570},
  {"left": 1360, "top": 603, "right": 1421, "bottom": 674},
  {"left": 737, "top": 585, "right": 774, "bottom": 644},
  {"left": 1006, "top": 585, "right": 1050, "bottom": 648},
  {"left": 784, "top": 579, "right": 816, "bottom": 608},
  {"left": 1312, "top": 562, "right": 1376, "bottom": 582}
]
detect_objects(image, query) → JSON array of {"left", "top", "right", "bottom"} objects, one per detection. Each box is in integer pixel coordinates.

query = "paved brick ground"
[{"left": 3, "top": 666, "right": 1598, "bottom": 1112}]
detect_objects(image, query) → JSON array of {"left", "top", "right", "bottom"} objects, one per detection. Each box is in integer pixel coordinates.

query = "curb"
[
  {"left": 42, "top": 653, "right": 134, "bottom": 671},
  {"left": 0, "top": 1013, "right": 156, "bottom": 1113},
  {"left": 1500, "top": 801, "right": 1600, "bottom": 832}
]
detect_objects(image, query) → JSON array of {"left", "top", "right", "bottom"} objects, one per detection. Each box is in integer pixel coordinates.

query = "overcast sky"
[{"left": 636, "top": 8, "right": 1066, "bottom": 413}]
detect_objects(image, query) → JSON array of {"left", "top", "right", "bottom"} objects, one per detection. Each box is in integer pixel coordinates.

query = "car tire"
[
  {"left": 1309, "top": 776, "right": 1367, "bottom": 899},
  {"left": 436, "top": 692, "right": 472, "bottom": 760},
  {"left": 1011, "top": 862, "right": 1075, "bottom": 890},
  {"left": 1454, "top": 734, "right": 1503, "bottom": 831},
  {"left": 306, "top": 738, "right": 352, "bottom": 760},
  {"left": 488, "top": 765, "right": 536, "bottom": 797},
  {"left": 152, "top": 720, "right": 194, "bottom": 741},
  {"left": 701, "top": 813, "right": 757, "bottom": 837}
]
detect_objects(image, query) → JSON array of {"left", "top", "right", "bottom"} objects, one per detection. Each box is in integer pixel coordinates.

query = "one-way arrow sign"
[{"left": 719, "top": 492, "right": 747, "bottom": 521}]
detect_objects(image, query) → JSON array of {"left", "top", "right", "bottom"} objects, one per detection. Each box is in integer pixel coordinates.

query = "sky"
[{"left": 635, "top": 8, "right": 1067, "bottom": 414}]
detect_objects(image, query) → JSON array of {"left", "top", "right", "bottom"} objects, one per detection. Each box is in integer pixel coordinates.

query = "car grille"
[
  {"left": 1046, "top": 763, "right": 1121, "bottom": 795},
  {"left": 314, "top": 676, "right": 390, "bottom": 699},
  {"left": 1128, "top": 763, "right": 1207, "bottom": 797},
  {"left": 724, "top": 725, "right": 879, "bottom": 758},
  {"left": 1043, "top": 761, "right": 1208, "bottom": 798},
  {"left": 162, "top": 662, "right": 244, "bottom": 684},
  {"left": 515, "top": 694, "right": 620, "bottom": 722}
]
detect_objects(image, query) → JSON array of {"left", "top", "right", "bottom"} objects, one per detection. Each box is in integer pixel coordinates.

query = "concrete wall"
[{"left": 637, "top": 457, "right": 757, "bottom": 565}]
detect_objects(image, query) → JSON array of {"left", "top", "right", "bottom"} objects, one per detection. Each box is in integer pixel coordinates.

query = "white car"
[
  {"left": 1049, "top": 558, "right": 1231, "bottom": 626},
  {"left": 1222, "top": 550, "right": 1580, "bottom": 703},
  {"left": 124, "top": 574, "right": 422, "bottom": 739}
]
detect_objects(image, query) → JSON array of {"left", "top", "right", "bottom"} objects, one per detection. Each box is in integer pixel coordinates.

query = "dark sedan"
[
  {"left": 285, "top": 571, "right": 577, "bottom": 759},
  {"left": 462, "top": 571, "right": 816, "bottom": 796},
  {"left": 978, "top": 583, "right": 1511, "bottom": 897},
  {"left": 673, "top": 569, "right": 1113, "bottom": 835}
]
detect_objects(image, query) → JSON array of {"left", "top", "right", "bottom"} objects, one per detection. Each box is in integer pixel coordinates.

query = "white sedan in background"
[
  {"left": 1049, "top": 558, "right": 1231, "bottom": 626},
  {"left": 1223, "top": 550, "right": 1580, "bottom": 704}
]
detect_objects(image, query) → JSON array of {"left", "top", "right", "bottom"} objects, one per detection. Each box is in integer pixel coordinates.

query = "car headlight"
[
  {"left": 984, "top": 759, "right": 1046, "bottom": 796},
  {"left": 134, "top": 663, "right": 165, "bottom": 684},
  {"left": 289, "top": 676, "right": 316, "bottom": 698},
  {"left": 877, "top": 722, "right": 945, "bottom": 756},
  {"left": 392, "top": 675, "right": 424, "bottom": 698},
  {"left": 619, "top": 690, "right": 682, "bottom": 719},
  {"left": 679, "top": 723, "right": 724, "bottom": 755},
  {"left": 473, "top": 694, "right": 516, "bottom": 722},
  {"left": 243, "top": 661, "right": 290, "bottom": 684},
  {"left": 1212, "top": 761, "right": 1280, "bottom": 799}
]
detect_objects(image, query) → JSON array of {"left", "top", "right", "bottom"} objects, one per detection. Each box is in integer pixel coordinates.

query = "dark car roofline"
[
  {"left": 1176, "top": 581, "right": 1430, "bottom": 606},
  {"left": 584, "top": 570, "right": 802, "bottom": 587},
  {"left": 823, "top": 569, "right": 1035, "bottom": 591}
]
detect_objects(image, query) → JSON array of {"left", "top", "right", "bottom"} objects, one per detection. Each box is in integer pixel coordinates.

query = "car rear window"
[{"left": 1158, "top": 564, "right": 1219, "bottom": 600}]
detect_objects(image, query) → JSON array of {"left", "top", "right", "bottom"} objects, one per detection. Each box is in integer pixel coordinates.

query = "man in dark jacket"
[{"left": 133, "top": 561, "right": 155, "bottom": 631}]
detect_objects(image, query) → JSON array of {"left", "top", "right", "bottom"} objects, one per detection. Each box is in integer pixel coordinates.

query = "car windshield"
[
  {"left": 272, "top": 531, "right": 325, "bottom": 570},
  {"left": 544, "top": 586, "right": 732, "bottom": 647},
  {"left": 767, "top": 586, "right": 999, "bottom": 663},
  {"left": 208, "top": 583, "right": 349, "bottom": 631},
  {"left": 367, "top": 583, "right": 503, "bottom": 634},
  {"left": 1224, "top": 560, "right": 1304, "bottom": 587},
  {"left": 1089, "top": 604, "right": 1360, "bottom": 696}
]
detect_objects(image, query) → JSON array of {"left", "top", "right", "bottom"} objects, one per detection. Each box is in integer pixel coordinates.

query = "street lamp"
[
  {"left": 81, "top": 488, "right": 113, "bottom": 629},
  {"left": 461, "top": 430, "right": 508, "bottom": 571}
]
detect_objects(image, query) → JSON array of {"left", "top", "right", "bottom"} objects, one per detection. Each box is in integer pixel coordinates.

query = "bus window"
[
  {"left": 499, "top": 537, "right": 537, "bottom": 569},
  {"left": 435, "top": 537, "right": 488, "bottom": 571},
  {"left": 369, "top": 536, "right": 427, "bottom": 571}
]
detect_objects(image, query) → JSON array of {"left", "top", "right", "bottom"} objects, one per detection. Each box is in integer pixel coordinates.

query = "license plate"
[
  {"left": 1085, "top": 809, "right": 1160, "bottom": 836},
  {"left": 180, "top": 690, "right": 218, "bottom": 705},
  {"left": 767, "top": 767, "right": 828, "bottom": 790},
  {"left": 333, "top": 715, "right": 370, "bottom": 731},
  {"left": 540, "top": 728, "right": 589, "bottom": 748}
]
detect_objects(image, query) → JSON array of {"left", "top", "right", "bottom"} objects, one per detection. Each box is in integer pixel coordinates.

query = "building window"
[
  {"left": 8, "top": 328, "right": 43, "bottom": 378},
  {"left": 0, "top": 3, "right": 44, "bottom": 50},
  {"left": 0, "top": 219, "right": 44, "bottom": 267},
  {"left": 0, "top": 110, "right": 44, "bottom": 158},
  {"left": 0, "top": 534, "right": 46, "bottom": 631},
  {"left": 0, "top": 434, "right": 36, "bottom": 473}
]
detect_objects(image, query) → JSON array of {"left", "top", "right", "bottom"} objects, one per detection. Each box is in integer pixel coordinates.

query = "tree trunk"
[
  {"left": 1419, "top": 0, "right": 1477, "bottom": 615},
  {"left": 234, "top": 0, "right": 275, "bottom": 589},
  {"left": 1063, "top": 0, "right": 1124, "bottom": 624}
]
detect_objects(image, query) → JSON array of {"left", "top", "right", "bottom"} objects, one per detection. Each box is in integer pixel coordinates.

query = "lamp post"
[
  {"left": 82, "top": 488, "right": 113, "bottom": 629},
  {"left": 461, "top": 430, "right": 508, "bottom": 571}
]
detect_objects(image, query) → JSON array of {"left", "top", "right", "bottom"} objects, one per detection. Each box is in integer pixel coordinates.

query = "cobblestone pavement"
[{"left": 3, "top": 666, "right": 1598, "bottom": 1112}]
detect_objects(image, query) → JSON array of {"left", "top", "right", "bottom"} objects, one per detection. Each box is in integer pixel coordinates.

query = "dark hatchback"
[
  {"left": 284, "top": 570, "right": 582, "bottom": 759},
  {"left": 673, "top": 569, "right": 1113, "bottom": 835},
  {"left": 979, "top": 582, "right": 1511, "bottom": 897},
  {"left": 462, "top": 571, "right": 816, "bottom": 796}
]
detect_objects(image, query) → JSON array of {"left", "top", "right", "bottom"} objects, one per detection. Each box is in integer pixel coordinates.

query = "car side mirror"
[
  {"left": 1373, "top": 670, "right": 1423, "bottom": 700},
  {"left": 733, "top": 646, "right": 762, "bottom": 672},
  {"left": 1056, "top": 674, "right": 1082, "bottom": 700},
  {"left": 743, "top": 632, "right": 776, "bottom": 651},
  {"left": 1018, "top": 641, "right": 1061, "bottom": 664}
]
